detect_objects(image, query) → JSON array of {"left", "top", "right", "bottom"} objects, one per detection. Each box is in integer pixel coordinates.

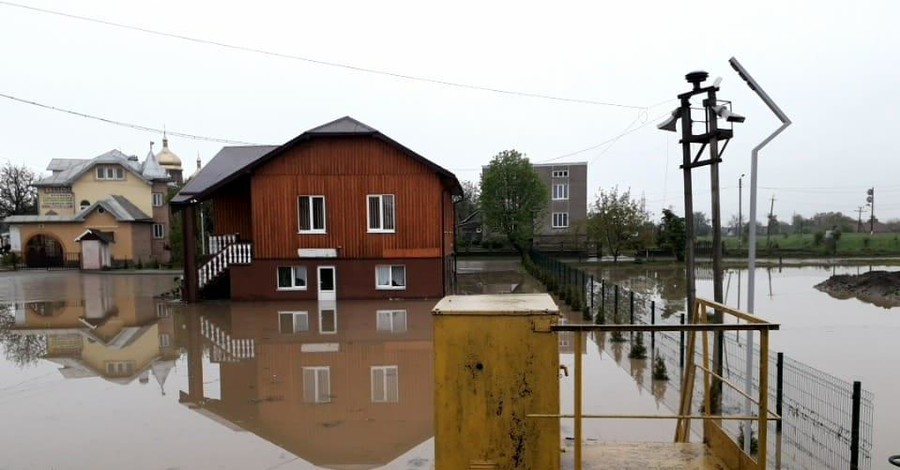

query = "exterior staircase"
[
  {"left": 200, "top": 315, "right": 255, "bottom": 363},
  {"left": 198, "top": 234, "right": 253, "bottom": 289}
]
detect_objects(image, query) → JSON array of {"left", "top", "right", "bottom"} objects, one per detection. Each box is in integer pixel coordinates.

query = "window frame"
[
  {"left": 551, "top": 169, "right": 569, "bottom": 178},
  {"left": 276, "top": 266, "right": 308, "bottom": 291},
  {"left": 95, "top": 166, "right": 126, "bottom": 181},
  {"left": 318, "top": 306, "right": 337, "bottom": 334},
  {"left": 376, "top": 309, "right": 408, "bottom": 333},
  {"left": 367, "top": 194, "right": 396, "bottom": 233},
  {"left": 302, "top": 366, "right": 331, "bottom": 403},
  {"left": 551, "top": 212, "right": 569, "bottom": 228},
  {"left": 152, "top": 192, "right": 164, "bottom": 207},
  {"left": 375, "top": 265, "right": 407, "bottom": 290},
  {"left": 552, "top": 183, "right": 569, "bottom": 201},
  {"left": 371, "top": 365, "right": 400, "bottom": 403},
  {"left": 279, "top": 311, "right": 309, "bottom": 333},
  {"left": 297, "top": 195, "right": 327, "bottom": 234},
  {"left": 152, "top": 223, "right": 165, "bottom": 239}
]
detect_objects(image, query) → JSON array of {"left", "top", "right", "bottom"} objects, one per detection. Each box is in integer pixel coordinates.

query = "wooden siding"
[
  {"left": 251, "top": 137, "right": 444, "bottom": 259},
  {"left": 211, "top": 178, "right": 252, "bottom": 238}
]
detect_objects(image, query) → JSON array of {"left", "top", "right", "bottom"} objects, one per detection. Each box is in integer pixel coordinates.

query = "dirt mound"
[{"left": 815, "top": 270, "right": 900, "bottom": 308}]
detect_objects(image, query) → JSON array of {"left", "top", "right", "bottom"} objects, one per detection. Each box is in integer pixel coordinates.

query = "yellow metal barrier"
[{"left": 543, "top": 298, "right": 780, "bottom": 470}]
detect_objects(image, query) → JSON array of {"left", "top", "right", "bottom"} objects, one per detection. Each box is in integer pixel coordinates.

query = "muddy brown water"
[{"left": 1, "top": 263, "right": 897, "bottom": 469}]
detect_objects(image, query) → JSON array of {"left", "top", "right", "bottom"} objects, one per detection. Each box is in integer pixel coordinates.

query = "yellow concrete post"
[{"left": 433, "top": 294, "right": 560, "bottom": 470}]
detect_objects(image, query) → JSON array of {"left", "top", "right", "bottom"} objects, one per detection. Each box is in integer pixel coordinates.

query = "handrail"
[
  {"left": 552, "top": 323, "right": 778, "bottom": 332},
  {"left": 694, "top": 363, "right": 781, "bottom": 420}
]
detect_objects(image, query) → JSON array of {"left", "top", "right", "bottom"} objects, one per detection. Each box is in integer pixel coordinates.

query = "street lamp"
[{"left": 729, "top": 56, "right": 792, "bottom": 455}]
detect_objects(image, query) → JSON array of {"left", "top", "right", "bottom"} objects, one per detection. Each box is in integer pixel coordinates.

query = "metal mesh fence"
[{"left": 528, "top": 250, "right": 874, "bottom": 470}]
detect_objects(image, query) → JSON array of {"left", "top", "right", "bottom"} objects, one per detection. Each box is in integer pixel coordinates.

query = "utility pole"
[
  {"left": 658, "top": 70, "right": 743, "bottom": 418},
  {"left": 856, "top": 206, "right": 865, "bottom": 232},
  {"left": 866, "top": 188, "right": 875, "bottom": 234},
  {"left": 766, "top": 195, "right": 776, "bottom": 249}
]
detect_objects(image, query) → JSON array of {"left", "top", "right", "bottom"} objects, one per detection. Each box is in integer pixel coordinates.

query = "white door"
[
  {"left": 82, "top": 240, "right": 100, "bottom": 270},
  {"left": 318, "top": 266, "right": 336, "bottom": 301}
]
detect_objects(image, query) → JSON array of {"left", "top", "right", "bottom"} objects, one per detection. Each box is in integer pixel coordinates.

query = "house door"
[{"left": 318, "top": 266, "right": 336, "bottom": 301}]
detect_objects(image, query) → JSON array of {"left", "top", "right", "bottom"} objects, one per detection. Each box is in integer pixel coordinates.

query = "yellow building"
[{"left": 3, "top": 141, "right": 183, "bottom": 268}]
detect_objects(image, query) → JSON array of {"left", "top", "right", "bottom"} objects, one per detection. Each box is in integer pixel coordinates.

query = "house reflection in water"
[
  {"left": 180, "top": 299, "right": 435, "bottom": 469},
  {"left": 8, "top": 274, "right": 179, "bottom": 389}
]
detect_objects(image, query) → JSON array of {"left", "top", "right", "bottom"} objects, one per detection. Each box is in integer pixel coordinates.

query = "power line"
[
  {"left": 0, "top": 0, "right": 655, "bottom": 110},
  {"left": 536, "top": 110, "right": 671, "bottom": 163},
  {"left": 0, "top": 91, "right": 263, "bottom": 145}
]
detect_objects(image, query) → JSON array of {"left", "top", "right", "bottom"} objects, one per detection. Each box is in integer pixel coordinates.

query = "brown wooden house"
[{"left": 173, "top": 117, "right": 462, "bottom": 302}]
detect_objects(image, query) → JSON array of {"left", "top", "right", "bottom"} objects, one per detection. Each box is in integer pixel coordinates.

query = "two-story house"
[
  {"left": 173, "top": 116, "right": 462, "bottom": 302},
  {"left": 3, "top": 142, "right": 182, "bottom": 268}
]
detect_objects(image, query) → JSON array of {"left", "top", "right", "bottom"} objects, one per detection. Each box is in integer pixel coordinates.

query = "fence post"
[
  {"left": 851, "top": 381, "right": 862, "bottom": 470},
  {"left": 650, "top": 301, "right": 656, "bottom": 352},
  {"left": 629, "top": 291, "right": 635, "bottom": 324},
  {"left": 589, "top": 275, "right": 595, "bottom": 315},
  {"left": 613, "top": 285, "right": 620, "bottom": 324},
  {"left": 776, "top": 352, "right": 784, "bottom": 469},
  {"left": 600, "top": 280, "right": 605, "bottom": 315},
  {"left": 679, "top": 314, "right": 685, "bottom": 369}
]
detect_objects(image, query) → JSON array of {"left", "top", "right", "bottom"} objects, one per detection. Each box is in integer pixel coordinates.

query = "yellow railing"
[{"left": 531, "top": 297, "right": 780, "bottom": 470}]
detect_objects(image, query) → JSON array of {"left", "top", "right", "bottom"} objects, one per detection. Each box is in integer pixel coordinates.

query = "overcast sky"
[{"left": 1, "top": 0, "right": 898, "bottom": 223}]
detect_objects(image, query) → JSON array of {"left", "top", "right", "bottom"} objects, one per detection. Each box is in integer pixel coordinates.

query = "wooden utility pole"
[{"left": 856, "top": 206, "right": 865, "bottom": 232}]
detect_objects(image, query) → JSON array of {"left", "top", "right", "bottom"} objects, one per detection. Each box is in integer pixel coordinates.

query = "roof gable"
[
  {"left": 172, "top": 116, "right": 462, "bottom": 204},
  {"left": 76, "top": 196, "right": 152, "bottom": 222}
]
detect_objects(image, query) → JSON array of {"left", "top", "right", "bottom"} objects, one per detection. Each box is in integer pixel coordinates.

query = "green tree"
[
  {"left": 457, "top": 180, "right": 480, "bottom": 223},
  {"left": 480, "top": 150, "right": 548, "bottom": 255},
  {"left": 658, "top": 208, "right": 686, "bottom": 261},
  {"left": 587, "top": 187, "right": 647, "bottom": 263},
  {"left": 694, "top": 211, "right": 711, "bottom": 237},
  {"left": 0, "top": 161, "right": 38, "bottom": 218}
]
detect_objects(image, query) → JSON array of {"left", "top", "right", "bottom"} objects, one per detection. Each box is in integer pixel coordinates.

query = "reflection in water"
[
  {"left": 179, "top": 299, "right": 435, "bottom": 469},
  {"left": 3, "top": 274, "right": 179, "bottom": 388}
]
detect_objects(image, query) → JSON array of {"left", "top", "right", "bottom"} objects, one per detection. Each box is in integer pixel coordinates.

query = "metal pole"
[
  {"left": 679, "top": 314, "right": 685, "bottom": 369},
  {"left": 614, "top": 285, "right": 619, "bottom": 323},
  {"left": 630, "top": 291, "right": 635, "bottom": 324},
  {"left": 851, "top": 381, "right": 862, "bottom": 470},
  {"left": 739, "top": 174, "right": 744, "bottom": 251},
  {"left": 574, "top": 332, "right": 584, "bottom": 470},
  {"left": 651, "top": 301, "right": 656, "bottom": 352},
  {"left": 731, "top": 56, "right": 792, "bottom": 456},
  {"left": 776, "top": 352, "right": 784, "bottom": 469}
]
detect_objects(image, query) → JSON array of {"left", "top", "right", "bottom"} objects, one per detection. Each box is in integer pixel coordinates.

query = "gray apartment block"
[{"left": 532, "top": 162, "right": 588, "bottom": 248}]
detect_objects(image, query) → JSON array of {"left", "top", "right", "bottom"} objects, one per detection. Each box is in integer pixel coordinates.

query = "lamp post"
[{"left": 729, "top": 56, "right": 792, "bottom": 455}]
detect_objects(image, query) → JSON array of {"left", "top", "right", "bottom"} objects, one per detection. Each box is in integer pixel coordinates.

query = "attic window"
[
  {"left": 98, "top": 207, "right": 106, "bottom": 214},
  {"left": 80, "top": 200, "right": 90, "bottom": 210},
  {"left": 96, "top": 166, "right": 125, "bottom": 180}
]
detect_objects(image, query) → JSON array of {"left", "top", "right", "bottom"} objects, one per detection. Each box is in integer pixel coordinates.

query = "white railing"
[
  {"left": 200, "top": 315, "right": 255, "bottom": 362},
  {"left": 207, "top": 234, "right": 238, "bottom": 255},
  {"left": 198, "top": 242, "right": 252, "bottom": 288}
]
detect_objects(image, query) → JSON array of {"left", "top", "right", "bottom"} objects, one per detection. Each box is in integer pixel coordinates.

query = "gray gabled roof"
[
  {"left": 171, "top": 145, "right": 278, "bottom": 204},
  {"left": 4, "top": 195, "right": 152, "bottom": 224},
  {"left": 172, "top": 116, "right": 462, "bottom": 205},
  {"left": 35, "top": 149, "right": 169, "bottom": 187}
]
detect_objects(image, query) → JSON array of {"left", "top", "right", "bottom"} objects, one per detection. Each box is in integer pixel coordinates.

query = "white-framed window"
[
  {"left": 277, "top": 266, "right": 308, "bottom": 290},
  {"left": 371, "top": 365, "right": 399, "bottom": 403},
  {"left": 298, "top": 196, "right": 326, "bottom": 233},
  {"left": 375, "top": 265, "right": 406, "bottom": 290},
  {"left": 552, "top": 169, "right": 569, "bottom": 178},
  {"left": 279, "top": 311, "right": 309, "bottom": 333},
  {"left": 367, "top": 194, "right": 396, "bottom": 233},
  {"left": 319, "top": 307, "right": 337, "bottom": 334},
  {"left": 552, "top": 212, "right": 569, "bottom": 228},
  {"left": 160, "top": 334, "right": 171, "bottom": 348},
  {"left": 552, "top": 183, "right": 569, "bottom": 200},
  {"left": 152, "top": 192, "right": 164, "bottom": 207},
  {"left": 302, "top": 366, "right": 331, "bottom": 403},
  {"left": 376, "top": 310, "right": 407, "bottom": 333},
  {"left": 106, "top": 361, "right": 135, "bottom": 377},
  {"left": 152, "top": 223, "right": 165, "bottom": 239},
  {"left": 156, "top": 302, "right": 171, "bottom": 318},
  {"left": 96, "top": 166, "right": 125, "bottom": 180}
]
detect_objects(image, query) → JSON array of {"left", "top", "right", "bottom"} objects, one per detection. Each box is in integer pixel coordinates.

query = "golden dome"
[{"left": 155, "top": 137, "right": 182, "bottom": 169}]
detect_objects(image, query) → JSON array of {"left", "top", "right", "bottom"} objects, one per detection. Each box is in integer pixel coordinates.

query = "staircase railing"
[
  {"left": 200, "top": 315, "right": 254, "bottom": 362},
  {"left": 207, "top": 234, "right": 238, "bottom": 255},
  {"left": 198, "top": 242, "right": 252, "bottom": 288}
]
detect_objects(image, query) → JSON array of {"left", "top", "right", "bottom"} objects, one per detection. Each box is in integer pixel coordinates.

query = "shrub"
[
  {"left": 628, "top": 332, "right": 647, "bottom": 359},
  {"left": 813, "top": 232, "right": 824, "bottom": 246},
  {"left": 652, "top": 355, "right": 669, "bottom": 381}
]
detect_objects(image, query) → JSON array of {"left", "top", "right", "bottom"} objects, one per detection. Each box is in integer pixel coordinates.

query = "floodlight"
[{"left": 713, "top": 77, "right": 723, "bottom": 87}]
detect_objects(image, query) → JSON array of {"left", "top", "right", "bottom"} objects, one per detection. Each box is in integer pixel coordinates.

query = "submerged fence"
[{"left": 527, "top": 249, "right": 874, "bottom": 470}]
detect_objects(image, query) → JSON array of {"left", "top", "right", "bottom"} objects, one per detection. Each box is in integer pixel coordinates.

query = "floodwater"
[{"left": 1, "top": 262, "right": 897, "bottom": 468}]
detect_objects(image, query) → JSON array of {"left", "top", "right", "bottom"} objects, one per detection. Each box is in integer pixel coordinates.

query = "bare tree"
[{"left": 0, "top": 161, "right": 39, "bottom": 218}]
